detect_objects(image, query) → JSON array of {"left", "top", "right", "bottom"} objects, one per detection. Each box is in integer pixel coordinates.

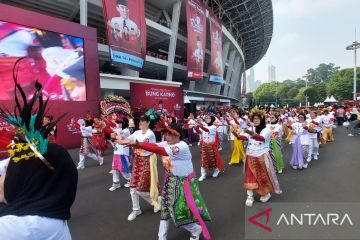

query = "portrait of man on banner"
[
  {"left": 186, "top": 0, "right": 206, "bottom": 79},
  {"left": 102, "top": 0, "right": 146, "bottom": 69},
  {"left": 107, "top": 0, "right": 141, "bottom": 42}
]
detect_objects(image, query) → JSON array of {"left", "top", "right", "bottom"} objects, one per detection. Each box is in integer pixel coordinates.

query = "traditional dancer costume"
[
  {"left": 288, "top": 113, "right": 311, "bottom": 169},
  {"left": 321, "top": 110, "right": 335, "bottom": 142},
  {"left": 123, "top": 123, "right": 211, "bottom": 240},
  {"left": 184, "top": 114, "right": 198, "bottom": 146},
  {"left": 125, "top": 115, "right": 160, "bottom": 221},
  {"left": 226, "top": 112, "right": 246, "bottom": 165},
  {"left": 307, "top": 112, "right": 321, "bottom": 160},
  {"left": 109, "top": 118, "right": 131, "bottom": 191},
  {"left": 72, "top": 119, "right": 103, "bottom": 169},
  {"left": 237, "top": 108, "right": 282, "bottom": 207},
  {"left": 91, "top": 119, "right": 107, "bottom": 155},
  {"left": 215, "top": 114, "right": 225, "bottom": 151},
  {"left": 267, "top": 115, "right": 285, "bottom": 173},
  {"left": 194, "top": 115, "right": 223, "bottom": 181}
]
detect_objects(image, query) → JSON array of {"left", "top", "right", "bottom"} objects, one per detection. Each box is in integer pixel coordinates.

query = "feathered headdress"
[
  {"left": 0, "top": 58, "right": 66, "bottom": 170},
  {"left": 249, "top": 107, "right": 266, "bottom": 119},
  {"left": 155, "top": 117, "right": 181, "bottom": 137}
]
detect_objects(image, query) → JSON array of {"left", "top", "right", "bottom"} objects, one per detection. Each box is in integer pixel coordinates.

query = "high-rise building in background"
[
  {"left": 268, "top": 64, "right": 276, "bottom": 82},
  {"left": 246, "top": 68, "right": 255, "bottom": 93},
  {"left": 254, "top": 80, "right": 262, "bottom": 90}
]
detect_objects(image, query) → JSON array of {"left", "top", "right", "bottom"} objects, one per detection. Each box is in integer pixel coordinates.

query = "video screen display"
[{"left": 0, "top": 20, "right": 86, "bottom": 101}]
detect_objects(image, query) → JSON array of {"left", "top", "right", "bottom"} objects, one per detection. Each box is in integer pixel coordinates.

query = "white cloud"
[
  {"left": 278, "top": 32, "right": 299, "bottom": 45},
  {"left": 274, "top": 0, "right": 357, "bottom": 18}
]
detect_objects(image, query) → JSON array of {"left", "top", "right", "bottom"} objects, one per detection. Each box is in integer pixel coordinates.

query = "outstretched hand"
[{"left": 115, "top": 137, "right": 138, "bottom": 147}]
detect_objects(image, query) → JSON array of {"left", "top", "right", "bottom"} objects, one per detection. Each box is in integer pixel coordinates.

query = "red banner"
[
  {"left": 130, "top": 83, "right": 184, "bottom": 122},
  {"left": 209, "top": 13, "right": 224, "bottom": 84},
  {"left": 186, "top": 0, "right": 206, "bottom": 79},
  {"left": 102, "top": 0, "right": 146, "bottom": 70}
]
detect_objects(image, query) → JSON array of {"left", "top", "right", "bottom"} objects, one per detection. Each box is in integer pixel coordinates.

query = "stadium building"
[{"left": 1, "top": 0, "right": 273, "bottom": 107}]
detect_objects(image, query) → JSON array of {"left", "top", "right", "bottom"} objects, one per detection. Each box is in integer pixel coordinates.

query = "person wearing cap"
[
  {"left": 118, "top": 123, "right": 211, "bottom": 240},
  {"left": 194, "top": 115, "right": 224, "bottom": 181},
  {"left": 118, "top": 115, "right": 160, "bottom": 221},
  {"left": 108, "top": 118, "right": 131, "bottom": 191},
  {"left": 107, "top": 0, "right": 140, "bottom": 41}
]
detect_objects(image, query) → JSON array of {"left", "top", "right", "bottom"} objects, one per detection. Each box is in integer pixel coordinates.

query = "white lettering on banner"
[
  {"left": 188, "top": 0, "right": 205, "bottom": 15},
  {"left": 276, "top": 213, "right": 354, "bottom": 226},
  {"left": 145, "top": 88, "right": 176, "bottom": 98}
]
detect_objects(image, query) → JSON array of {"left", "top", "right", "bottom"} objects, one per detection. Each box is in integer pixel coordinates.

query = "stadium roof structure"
[
  {"left": 2, "top": 0, "right": 273, "bottom": 70},
  {"left": 206, "top": 0, "right": 273, "bottom": 69}
]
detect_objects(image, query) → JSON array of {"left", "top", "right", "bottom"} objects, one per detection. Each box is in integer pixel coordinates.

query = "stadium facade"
[{"left": 1, "top": 0, "right": 273, "bottom": 107}]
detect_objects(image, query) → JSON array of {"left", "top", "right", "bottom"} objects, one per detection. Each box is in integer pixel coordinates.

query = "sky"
[{"left": 251, "top": 0, "right": 360, "bottom": 83}]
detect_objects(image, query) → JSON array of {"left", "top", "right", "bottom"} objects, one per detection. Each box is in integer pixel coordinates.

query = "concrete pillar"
[
  {"left": 166, "top": 1, "right": 181, "bottom": 81},
  {"left": 222, "top": 42, "right": 230, "bottom": 67},
  {"left": 80, "top": 0, "right": 87, "bottom": 26}
]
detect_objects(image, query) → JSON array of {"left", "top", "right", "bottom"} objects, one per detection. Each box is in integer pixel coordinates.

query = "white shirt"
[
  {"left": 80, "top": 126, "right": 92, "bottom": 137},
  {"left": 321, "top": 114, "right": 334, "bottom": 127},
  {"left": 199, "top": 125, "right": 217, "bottom": 143},
  {"left": 113, "top": 128, "right": 130, "bottom": 155},
  {"left": 157, "top": 141, "right": 194, "bottom": 177},
  {"left": 109, "top": 17, "right": 139, "bottom": 36},
  {"left": 267, "top": 123, "right": 283, "bottom": 139},
  {"left": 242, "top": 127, "right": 271, "bottom": 157},
  {"left": 307, "top": 118, "right": 321, "bottom": 139},
  {"left": 291, "top": 122, "right": 311, "bottom": 145},
  {"left": 0, "top": 215, "right": 71, "bottom": 240},
  {"left": 128, "top": 129, "right": 156, "bottom": 156}
]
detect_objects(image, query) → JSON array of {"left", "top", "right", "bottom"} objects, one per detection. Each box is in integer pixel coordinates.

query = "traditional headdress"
[
  {"left": 155, "top": 118, "right": 181, "bottom": 137},
  {"left": 249, "top": 107, "right": 266, "bottom": 119},
  {"left": 0, "top": 58, "right": 66, "bottom": 170}
]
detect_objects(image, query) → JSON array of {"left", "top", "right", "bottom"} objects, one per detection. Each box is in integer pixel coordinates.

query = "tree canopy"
[
  {"left": 327, "top": 68, "right": 360, "bottom": 101},
  {"left": 248, "top": 63, "right": 351, "bottom": 106}
]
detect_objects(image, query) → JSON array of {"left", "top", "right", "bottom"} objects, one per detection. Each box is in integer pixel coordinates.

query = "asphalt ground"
[{"left": 68, "top": 127, "right": 360, "bottom": 240}]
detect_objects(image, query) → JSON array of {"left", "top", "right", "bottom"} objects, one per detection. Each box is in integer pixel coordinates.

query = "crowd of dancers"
[{"left": 65, "top": 105, "right": 339, "bottom": 240}]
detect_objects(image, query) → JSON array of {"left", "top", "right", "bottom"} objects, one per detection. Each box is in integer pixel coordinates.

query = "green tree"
[
  {"left": 253, "top": 82, "right": 277, "bottom": 104},
  {"left": 327, "top": 68, "right": 360, "bottom": 101},
  {"left": 304, "top": 63, "right": 340, "bottom": 85},
  {"left": 314, "top": 83, "right": 327, "bottom": 102}
]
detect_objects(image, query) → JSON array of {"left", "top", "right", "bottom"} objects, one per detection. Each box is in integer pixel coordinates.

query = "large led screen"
[{"left": 0, "top": 20, "right": 86, "bottom": 101}]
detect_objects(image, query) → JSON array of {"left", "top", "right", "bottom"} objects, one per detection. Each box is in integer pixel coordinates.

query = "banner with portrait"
[
  {"left": 102, "top": 0, "right": 146, "bottom": 69},
  {"left": 209, "top": 13, "right": 224, "bottom": 84},
  {"left": 185, "top": 0, "right": 206, "bottom": 79}
]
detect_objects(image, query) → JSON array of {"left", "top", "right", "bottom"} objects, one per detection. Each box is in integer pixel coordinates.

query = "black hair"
[
  {"left": 207, "top": 115, "right": 216, "bottom": 126},
  {"left": 271, "top": 114, "right": 279, "bottom": 124},
  {"left": 139, "top": 115, "right": 151, "bottom": 123},
  {"left": 298, "top": 112, "right": 307, "bottom": 120},
  {"left": 121, "top": 118, "right": 129, "bottom": 129}
]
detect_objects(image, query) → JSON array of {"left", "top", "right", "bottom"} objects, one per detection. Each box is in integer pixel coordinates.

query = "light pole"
[{"left": 346, "top": 41, "right": 360, "bottom": 100}]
